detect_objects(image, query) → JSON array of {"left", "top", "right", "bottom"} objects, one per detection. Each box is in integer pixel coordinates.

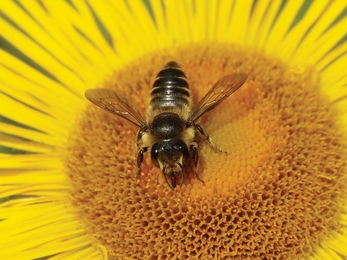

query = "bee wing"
[
  {"left": 85, "top": 88, "right": 146, "bottom": 128},
  {"left": 188, "top": 73, "right": 248, "bottom": 122}
]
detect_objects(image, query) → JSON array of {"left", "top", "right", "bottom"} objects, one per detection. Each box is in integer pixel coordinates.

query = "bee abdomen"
[{"left": 150, "top": 61, "right": 191, "bottom": 110}]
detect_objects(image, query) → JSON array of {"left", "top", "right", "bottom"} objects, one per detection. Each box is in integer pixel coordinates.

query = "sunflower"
[{"left": 1, "top": 0, "right": 347, "bottom": 259}]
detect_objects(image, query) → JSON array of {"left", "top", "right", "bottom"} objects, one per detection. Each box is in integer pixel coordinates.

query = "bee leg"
[
  {"left": 136, "top": 147, "right": 148, "bottom": 178},
  {"left": 180, "top": 170, "right": 185, "bottom": 188},
  {"left": 190, "top": 144, "right": 205, "bottom": 184},
  {"left": 194, "top": 124, "right": 226, "bottom": 154},
  {"left": 136, "top": 128, "right": 145, "bottom": 147}
]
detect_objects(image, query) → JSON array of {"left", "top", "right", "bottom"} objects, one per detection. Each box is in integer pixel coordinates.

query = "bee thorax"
[{"left": 151, "top": 113, "right": 184, "bottom": 139}]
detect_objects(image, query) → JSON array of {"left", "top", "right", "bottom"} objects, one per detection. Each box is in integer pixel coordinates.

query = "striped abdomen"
[{"left": 150, "top": 61, "right": 191, "bottom": 112}]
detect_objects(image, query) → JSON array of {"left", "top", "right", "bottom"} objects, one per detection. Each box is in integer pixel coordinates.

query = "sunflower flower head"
[
  {"left": 1, "top": 1, "right": 347, "bottom": 259},
  {"left": 65, "top": 44, "right": 347, "bottom": 259}
]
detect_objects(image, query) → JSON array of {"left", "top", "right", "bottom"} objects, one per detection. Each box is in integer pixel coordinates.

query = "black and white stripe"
[{"left": 150, "top": 61, "right": 191, "bottom": 110}]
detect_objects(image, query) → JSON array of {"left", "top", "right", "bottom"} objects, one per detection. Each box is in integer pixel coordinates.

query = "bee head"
[{"left": 151, "top": 140, "right": 189, "bottom": 189}]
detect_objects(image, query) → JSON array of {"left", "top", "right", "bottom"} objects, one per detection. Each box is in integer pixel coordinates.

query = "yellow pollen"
[{"left": 64, "top": 43, "right": 347, "bottom": 259}]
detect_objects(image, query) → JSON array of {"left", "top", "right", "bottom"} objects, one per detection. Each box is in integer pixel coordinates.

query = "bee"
[{"left": 85, "top": 61, "right": 248, "bottom": 189}]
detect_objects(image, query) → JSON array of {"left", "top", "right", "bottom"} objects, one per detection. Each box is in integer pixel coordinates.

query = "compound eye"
[
  {"left": 150, "top": 143, "right": 160, "bottom": 168},
  {"left": 175, "top": 143, "right": 184, "bottom": 151},
  {"left": 173, "top": 140, "right": 189, "bottom": 157}
]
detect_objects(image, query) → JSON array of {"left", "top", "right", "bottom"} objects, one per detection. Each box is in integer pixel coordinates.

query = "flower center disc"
[{"left": 65, "top": 43, "right": 346, "bottom": 259}]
